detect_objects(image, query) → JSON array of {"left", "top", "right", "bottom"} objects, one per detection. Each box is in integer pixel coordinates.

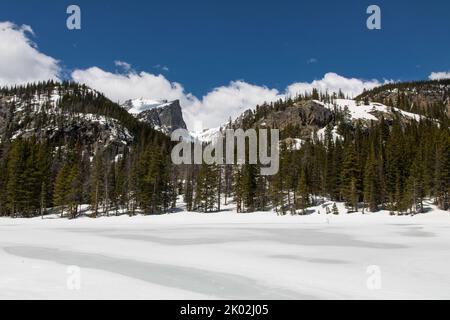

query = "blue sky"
[
  {"left": 2, "top": 0, "right": 449, "bottom": 95},
  {"left": 0, "top": 0, "right": 449, "bottom": 128}
]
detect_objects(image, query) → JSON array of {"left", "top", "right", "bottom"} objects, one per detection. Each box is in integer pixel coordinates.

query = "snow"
[
  {"left": 284, "top": 138, "right": 304, "bottom": 150},
  {"left": 9, "top": 112, "right": 133, "bottom": 145},
  {"left": 124, "top": 98, "right": 173, "bottom": 115},
  {"left": 185, "top": 97, "right": 427, "bottom": 146},
  {"left": 11, "top": 89, "right": 61, "bottom": 114},
  {"left": 188, "top": 126, "right": 222, "bottom": 143},
  {"left": 316, "top": 125, "right": 342, "bottom": 142},
  {"left": 1, "top": 202, "right": 450, "bottom": 300},
  {"left": 317, "top": 99, "right": 424, "bottom": 122},
  {"left": 4, "top": 87, "right": 133, "bottom": 145}
]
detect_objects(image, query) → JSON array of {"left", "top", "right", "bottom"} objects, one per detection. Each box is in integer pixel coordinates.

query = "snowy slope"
[
  {"left": 0, "top": 87, "right": 133, "bottom": 146},
  {"left": 315, "top": 99, "right": 424, "bottom": 122},
  {"left": 121, "top": 98, "right": 187, "bottom": 134},
  {"left": 188, "top": 126, "right": 222, "bottom": 143},
  {"left": 122, "top": 98, "right": 174, "bottom": 115},
  {"left": 1, "top": 202, "right": 450, "bottom": 299},
  {"left": 315, "top": 125, "right": 342, "bottom": 142},
  {"left": 188, "top": 98, "right": 425, "bottom": 144},
  {"left": 309, "top": 98, "right": 427, "bottom": 143}
]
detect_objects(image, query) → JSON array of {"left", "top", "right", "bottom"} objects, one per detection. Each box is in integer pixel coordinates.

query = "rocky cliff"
[{"left": 122, "top": 99, "right": 187, "bottom": 134}]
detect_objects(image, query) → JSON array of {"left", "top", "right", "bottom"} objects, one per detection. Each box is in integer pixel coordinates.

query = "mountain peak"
[
  {"left": 121, "top": 98, "right": 186, "bottom": 134},
  {"left": 121, "top": 98, "right": 179, "bottom": 115}
]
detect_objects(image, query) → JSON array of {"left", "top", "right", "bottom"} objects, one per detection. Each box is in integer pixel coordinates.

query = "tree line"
[{"left": 0, "top": 81, "right": 448, "bottom": 218}]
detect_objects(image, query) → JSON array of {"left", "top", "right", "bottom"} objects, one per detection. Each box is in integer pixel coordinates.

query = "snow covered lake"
[{"left": 1, "top": 205, "right": 450, "bottom": 299}]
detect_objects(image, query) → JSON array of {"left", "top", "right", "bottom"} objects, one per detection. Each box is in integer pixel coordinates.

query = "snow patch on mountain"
[
  {"left": 1, "top": 87, "right": 133, "bottom": 146},
  {"left": 315, "top": 125, "right": 342, "bottom": 142},
  {"left": 317, "top": 99, "right": 424, "bottom": 122},
  {"left": 188, "top": 126, "right": 223, "bottom": 143},
  {"left": 121, "top": 98, "right": 187, "bottom": 134},
  {"left": 122, "top": 98, "right": 174, "bottom": 115}
]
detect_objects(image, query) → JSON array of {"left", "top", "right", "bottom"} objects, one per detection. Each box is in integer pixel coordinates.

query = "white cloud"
[
  {"left": 429, "top": 71, "right": 450, "bottom": 80},
  {"left": 72, "top": 66, "right": 388, "bottom": 130},
  {"left": 0, "top": 21, "right": 389, "bottom": 131},
  {"left": 71, "top": 66, "right": 282, "bottom": 129},
  {"left": 0, "top": 21, "right": 60, "bottom": 86},
  {"left": 71, "top": 67, "right": 194, "bottom": 103},
  {"left": 306, "top": 58, "right": 318, "bottom": 64},
  {"left": 153, "top": 64, "right": 169, "bottom": 72},
  {"left": 183, "top": 81, "right": 282, "bottom": 131},
  {"left": 114, "top": 60, "right": 132, "bottom": 72},
  {"left": 286, "top": 72, "right": 384, "bottom": 98}
]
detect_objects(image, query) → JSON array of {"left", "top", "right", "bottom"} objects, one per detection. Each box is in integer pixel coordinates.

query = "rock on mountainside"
[
  {"left": 193, "top": 100, "right": 336, "bottom": 143},
  {"left": 356, "top": 79, "right": 450, "bottom": 117},
  {"left": 121, "top": 98, "right": 187, "bottom": 134},
  {"left": 193, "top": 95, "right": 430, "bottom": 144},
  {"left": 206, "top": 94, "right": 430, "bottom": 145},
  {"left": 253, "top": 100, "right": 333, "bottom": 129},
  {"left": 176, "top": 81, "right": 447, "bottom": 144}
]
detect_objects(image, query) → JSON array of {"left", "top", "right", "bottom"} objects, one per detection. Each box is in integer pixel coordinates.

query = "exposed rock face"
[
  {"left": 137, "top": 100, "right": 187, "bottom": 133},
  {"left": 226, "top": 100, "right": 334, "bottom": 140},
  {"left": 255, "top": 100, "right": 333, "bottom": 131},
  {"left": 296, "top": 101, "right": 334, "bottom": 127},
  {"left": 122, "top": 99, "right": 187, "bottom": 134}
]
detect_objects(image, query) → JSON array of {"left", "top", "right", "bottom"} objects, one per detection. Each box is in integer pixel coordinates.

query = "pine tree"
[
  {"left": 332, "top": 203, "right": 339, "bottom": 215},
  {"left": 184, "top": 174, "right": 194, "bottom": 211},
  {"left": 364, "top": 146, "right": 381, "bottom": 212},
  {"left": 67, "top": 162, "right": 82, "bottom": 218},
  {"left": 296, "top": 169, "right": 309, "bottom": 215},
  {"left": 434, "top": 130, "right": 450, "bottom": 210},
  {"left": 341, "top": 144, "right": 359, "bottom": 212},
  {"left": 241, "top": 164, "right": 257, "bottom": 212},
  {"left": 406, "top": 150, "right": 425, "bottom": 213},
  {"left": 90, "top": 152, "right": 105, "bottom": 218},
  {"left": 54, "top": 164, "right": 70, "bottom": 217},
  {"left": 195, "top": 162, "right": 219, "bottom": 213}
]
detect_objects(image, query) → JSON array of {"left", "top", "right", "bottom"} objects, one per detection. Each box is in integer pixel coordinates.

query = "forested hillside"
[
  {"left": 0, "top": 81, "right": 175, "bottom": 218},
  {"left": 187, "top": 89, "right": 450, "bottom": 215},
  {"left": 356, "top": 79, "right": 450, "bottom": 121},
  {"left": 0, "top": 81, "right": 448, "bottom": 218}
]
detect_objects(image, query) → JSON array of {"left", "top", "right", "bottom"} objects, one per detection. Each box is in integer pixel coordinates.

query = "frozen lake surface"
[{"left": 1, "top": 206, "right": 450, "bottom": 299}]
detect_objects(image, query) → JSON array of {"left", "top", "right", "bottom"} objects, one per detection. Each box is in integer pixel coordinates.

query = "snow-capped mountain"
[
  {"left": 121, "top": 98, "right": 174, "bottom": 115},
  {"left": 2, "top": 80, "right": 444, "bottom": 149},
  {"left": 318, "top": 98, "right": 424, "bottom": 122},
  {"left": 187, "top": 98, "right": 427, "bottom": 144},
  {"left": 188, "top": 126, "right": 223, "bottom": 143},
  {"left": 193, "top": 93, "right": 435, "bottom": 147},
  {"left": 121, "top": 98, "right": 187, "bottom": 134}
]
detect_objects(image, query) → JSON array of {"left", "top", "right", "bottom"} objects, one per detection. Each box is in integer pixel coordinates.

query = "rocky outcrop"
[
  {"left": 254, "top": 100, "right": 333, "bottom": 134},
  {"left": 123, "top": 99, "right": 187, "bottom": 134},
  {"left": 226, "top": 100, "right": 334, "bottom": 140},
  {"left": 137, "top": 100, "right": 187, "bottom": 134},
  {"left": 296, "top": 101, "right": 334, "bottom": 127}
]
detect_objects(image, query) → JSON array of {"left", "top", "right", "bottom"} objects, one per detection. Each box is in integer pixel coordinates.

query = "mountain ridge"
[{"left": 121, "top": 98, "right": 187, "bottom": 134}]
